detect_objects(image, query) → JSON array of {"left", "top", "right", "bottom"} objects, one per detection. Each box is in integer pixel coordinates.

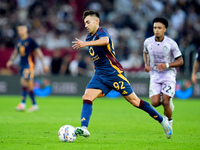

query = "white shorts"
[{"left": 149, "top": 80, "right": 176, "bottom": 98}]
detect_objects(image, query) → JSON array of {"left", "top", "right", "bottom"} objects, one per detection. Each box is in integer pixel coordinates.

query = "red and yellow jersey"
[
  {"left": 15, "top": 37, "right": 38, "bottom": 71},
  {"left": 86, "top": 27, "right": 124, "bottom": 76}
]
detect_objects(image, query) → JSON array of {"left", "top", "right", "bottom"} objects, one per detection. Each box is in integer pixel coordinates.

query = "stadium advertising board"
[{"left": 0, "top": 76, "right": 199, "bottom": 99}]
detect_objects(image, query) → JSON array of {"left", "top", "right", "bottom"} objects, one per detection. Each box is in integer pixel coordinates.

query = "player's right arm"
[
  {"left": 191, "top": 60, "right": 199, "bottom": 84},
  {"left": 143, "top": 39, "right": 151, "bottom": 72},
  {"left": 6, "top": 49, "right": 18, "bottom": 68},
  {"left": 72, "top": 37, "right": 109, "bottom": 49},
  {"left": 143, "top": 51, "right": 151, "bottom": 72}
]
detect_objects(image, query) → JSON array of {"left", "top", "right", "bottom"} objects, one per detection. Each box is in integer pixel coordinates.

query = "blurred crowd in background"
[{"left": 0, "top": 0, "right": 200, "bottom": 77}]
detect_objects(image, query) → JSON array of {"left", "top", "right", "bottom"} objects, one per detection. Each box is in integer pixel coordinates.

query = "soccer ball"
[{"left": 58, "top": 125, "right": 76, "bottom": 142}]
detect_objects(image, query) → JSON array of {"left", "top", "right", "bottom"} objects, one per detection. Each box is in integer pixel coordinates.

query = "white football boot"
[
  {"left": 161, "top": 116, "right": 172, "bottom": 139},
  {"left": 27, "top": 105, "right": 39, "bottom": 112},
  {"left": 16, "top": 103, "right": 26, "bottom": 111},
  {"left": 75, "top": 126, "right": 90, "bottom": 138}
]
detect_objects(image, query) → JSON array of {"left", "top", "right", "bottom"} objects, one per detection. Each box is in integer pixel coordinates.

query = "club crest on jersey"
[
  {"left": 17, "top": 43, "right": 21, "bottom": 47},
  {"left": 24, "top": 42, "right": 29, "bottom": 46},
  {"left": 163, "top": 46, "right": 168, "bottom": 51}
]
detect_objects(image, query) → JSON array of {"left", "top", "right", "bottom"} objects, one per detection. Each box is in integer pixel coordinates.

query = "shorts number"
[
  {"left": 163, "top": 83, "right": 171, "bottom": 93},
  {"left": 113, "top": 81, "right": 125, "bottom": 90}
]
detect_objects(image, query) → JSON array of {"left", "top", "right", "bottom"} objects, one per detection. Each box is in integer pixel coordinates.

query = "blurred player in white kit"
[{"left": 143, "top": 17, "right": 184, "bottom": 129}]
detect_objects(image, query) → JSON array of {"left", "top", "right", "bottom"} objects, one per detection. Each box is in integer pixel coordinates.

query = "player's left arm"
[
  {"left": 72, "top": 37, "right": 109, "bottom": 49},
  {"left": 168, "top": 56, "right": 184, "bottom": 68},
  {"left": 35, "top": 48, "right": 49, "bottom": 73},
  {"left": 168, "top": 41, "right": 184, "bottom": 68},
  {"left": 156, "top": 56, "right": 184, "bottom": 71}
]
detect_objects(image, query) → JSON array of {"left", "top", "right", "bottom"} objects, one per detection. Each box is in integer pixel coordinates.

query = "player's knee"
[
  {"left": 162, "top": 99, "right": 170, "bottom": 107},
  {"left": 20, "top": 80, "right": 26, "bottom": 86},
  {"left": 82, "top": 94, "right": 86, "bottom": 100},
  {"left": 82, "top": 94, "right": 92, "bottom": 101},
  {"left": 27, "top": 85, "right": 33, "bottom": 91},
  {"left": 151, "top": 101, "right": 160, "bottom": 107}
]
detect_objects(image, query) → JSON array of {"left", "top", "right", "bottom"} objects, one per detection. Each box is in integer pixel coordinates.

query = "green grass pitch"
[{"left": 0, "top": 96, "right": 200, "bottom": 150}]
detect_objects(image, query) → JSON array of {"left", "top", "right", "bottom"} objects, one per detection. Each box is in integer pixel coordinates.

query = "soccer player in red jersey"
[
  {"left": 72, "top": 10, "right": 172, "bottom": 139},
  {"left": 6, "top": 23, "right": 48, "bottom": 112}
]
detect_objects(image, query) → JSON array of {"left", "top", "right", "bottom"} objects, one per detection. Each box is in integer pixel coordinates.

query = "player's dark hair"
[
  {"left": 16, "top": 22, "right": 31, "bottom": 31},
  {"left": 83, "top": 10, "right": 100, "bottom": 20},
  {"left": 17, "top": 22, "right": 27, "bottom": 27},
  {"left": 153, "top": 17, "right": 168, "bottom": 28}
]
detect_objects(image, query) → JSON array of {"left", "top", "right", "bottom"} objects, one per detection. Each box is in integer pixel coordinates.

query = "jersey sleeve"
[
  {"left": 98, "top": 28, "right": 109, "bottom": 39},
  {"left": 15, "top": 41, "right": 20, "bottom": 52},
  {"left": 196, "top": 48, "right": 200, "bottom": 62},
  {"left": 171, "top": 41, "right": 182, "bottom": 58},
  {"left": 30, "top": 38, "right": 39, "bottom": 51},
  {"left": 143, "top": 39, "right": 148, "bottom": 53},
  {"left": 14, "top": 45, "right": 18, "bottom": 52}
]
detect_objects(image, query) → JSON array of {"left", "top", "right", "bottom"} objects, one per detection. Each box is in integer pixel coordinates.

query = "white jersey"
[{"left": 143, "top": 35, "right": 182, "bottom": 82}]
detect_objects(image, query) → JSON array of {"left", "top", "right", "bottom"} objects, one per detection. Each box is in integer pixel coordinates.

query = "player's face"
[
  {"left": 17, "top": 25, "right": 28, "bottom": 37},
  {"left": 84, "top": 15, "right": 99, "bottom": 35},
  {"left": 153, "top": 22, "right": 166, "bottom": 39}
]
